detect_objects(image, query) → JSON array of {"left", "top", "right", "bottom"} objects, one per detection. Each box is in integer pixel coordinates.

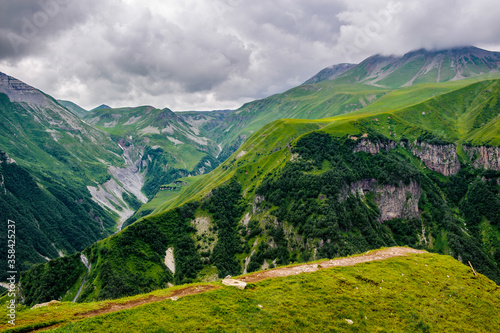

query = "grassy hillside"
[
  {"left": 57, "top": 100, "right": 88, "bottom": 118},
  {"left": 3, "top": 251, "right": 500, "bottom": 332},
  {"left": 211, "top": 47, "right": 500, "bottom": 160},
  {"left": 20, "top": 83, "right": 500, "bottom": 304},
  {"left": 0, "top": 151, "right": 116, "bottom": 281},
  {"left": 122, "top": 175, "right": 206, "bottom": 228},
  {"left": 12, "top": 67, "right": 500, "bottom": 309},
  {"left": 155, "top": 78, "right": 500, "bottom": 213}
]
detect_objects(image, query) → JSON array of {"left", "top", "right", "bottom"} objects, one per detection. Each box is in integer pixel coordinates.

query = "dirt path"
[
  {"left": 73, "top": 284, "right": 217, "bottom": 318},
  {"left": 238, "top": 247, "right": 426, "bottom": 283},
  {"left": 28, "top": 247, "right": 424, "bottom": 332}
]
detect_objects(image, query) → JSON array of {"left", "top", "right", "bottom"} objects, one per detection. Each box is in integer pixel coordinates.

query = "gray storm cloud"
[{"left": 0, "top": 0, "right": 499, "bottom": 110}]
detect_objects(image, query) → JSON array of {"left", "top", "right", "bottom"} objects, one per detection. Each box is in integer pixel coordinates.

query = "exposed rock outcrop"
[
  {"left": 222, "top": 278, "right": 247, "bottom": 290},
  {"left": 353, "top": 138, "right": 461, "bottom": 176},
  {"left": 373, "top": 181, "right": 421, "bottom": 222},
  {"left": 405, "top": 141, "right": 460, "bottom": 176},
  {"left": 347, "top": 179, "right": 421, "bottom": 222},
  {"left": 80, "top": 253, "right": 91, "bottom": 273},
  {"left": 253, "top": 195, "right": 265, "bottom": 215},
  {"left": 0, "top": 71, "right": 46, "bottom": 105},
  {"left": 0, "top": 149, "right": 16, "bottom": 164},
  {"left": 164, "top": 247, "right": 175, "bottom": 274},
  {"left": 31, "top": 300, "right": 60, "bottom": 310},
  {"left": 353, "top": 138, "right": 397, "bottom": 154},
  {"left": 463, "top": 145, "right": 500, "bottom": 170}
]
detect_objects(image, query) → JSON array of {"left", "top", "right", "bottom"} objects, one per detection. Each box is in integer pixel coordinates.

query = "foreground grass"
[{"left": 2, "top": 251, "right": 499, "bottom": 332}]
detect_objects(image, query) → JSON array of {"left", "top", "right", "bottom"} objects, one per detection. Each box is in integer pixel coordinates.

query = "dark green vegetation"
[
  {"left": 204, "top": 179, "right": 245, "bottom": 277},
  {"left": 20, "top": 204, "right": 204, "bottom": 304},
  {"left": 2, "top": 252, "right": 500, "bottom": 332},
  {"left": 0, "top": 151, "right": 115, "bottom": 282},
  {"left": 254, "top": 132, "right": 500, "bottom": 282}
]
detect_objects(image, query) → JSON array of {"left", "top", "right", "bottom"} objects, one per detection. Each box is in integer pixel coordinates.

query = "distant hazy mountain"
[
  {"left": 303, "top": 63, "right": 357, "bottom": 84},
  {"left": 84, "top": 105, "right": 223, "bottom": 203},
  {"left": 90, "top": 104, "right": 111, "bottom": 112},
  {"left": 57, "top": 99, "right": 88, "bottom": 118},
  {"left": 334, "top": 46, "right": 500, "bottom": 87}
]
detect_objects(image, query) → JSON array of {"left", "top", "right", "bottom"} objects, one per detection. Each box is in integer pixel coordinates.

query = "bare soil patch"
[
  {"left": 238, "top": 247, "right": 426, "bottom": 283},
  {"left": 74, "top": 284, "right": 217, "bottom": 318}
]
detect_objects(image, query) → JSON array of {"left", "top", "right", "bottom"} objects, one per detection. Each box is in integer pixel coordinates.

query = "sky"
[{"left": 1, "top": 0, "right": 500, "bottom": 111}]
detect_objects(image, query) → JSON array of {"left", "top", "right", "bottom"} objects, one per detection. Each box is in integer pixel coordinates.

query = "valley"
[{"left": 1, "top": 46, "right": 500, "bottom": 332}]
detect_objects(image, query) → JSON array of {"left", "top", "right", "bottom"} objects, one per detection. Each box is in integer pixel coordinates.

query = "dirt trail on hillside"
[
  {"left": 238, "top": 247, "right": 426, "bottom": 283},
  {"left": 73, "top": 284, "right": 217, "bottom": 319},
  {"left": 29, "top": 247, "right": 425, "bottom": 332}
]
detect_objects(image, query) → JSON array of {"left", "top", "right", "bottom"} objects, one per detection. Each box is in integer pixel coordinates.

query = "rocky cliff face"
[
  {"left": 347, "top": 179, "right": 421, "bottom": 222},
  {"left": 353, "top": 138, "right": 397, "bottom": 154},
  {"left": 0, "top": 71, "right": 46, "bottom": 105},
  {"left": 404, "top": 141, "right": 460, "bottom": 176},
  {"left": 463, "top": 145, "right": 500, "bottom": 170},
  {"left": 353, "top": 138, "right": 460, "bottom": 176}
]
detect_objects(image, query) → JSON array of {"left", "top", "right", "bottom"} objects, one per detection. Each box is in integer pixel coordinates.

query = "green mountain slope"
[
  {"left": 0, "top": 72, "right": 231, "bottom": 281},
  {"left": 57, "top": 100, "right": 88, "bottom": 118},
  {"left": 83, "top": 106, "right": 223, "bottom": 208},
  {"left": 0, "top": 72, "right": 131, "bottom": 280},
  {"left": 20, "top": 78, "right": 500, "bottom": 305},
  {"left": 4, "top": 251, "right": 500, "bottom": 332},
  {"left": 336, "top": 46, "right": 500, "bottom": 87},
  {"left": 0, "top": 150, "right": 115, "bottom": 281},
  {"left": 212, "top": 47, "right": 500, "bottom": 160}
]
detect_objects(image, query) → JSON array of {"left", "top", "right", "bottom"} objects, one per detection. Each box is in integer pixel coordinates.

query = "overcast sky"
[{"left": 1, "top": 0, "right": 500, "bottom": 111}]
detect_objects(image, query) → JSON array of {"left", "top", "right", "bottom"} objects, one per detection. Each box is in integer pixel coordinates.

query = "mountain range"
[{"left": 0, "top": 47, "right": 499, "bottom": 315}]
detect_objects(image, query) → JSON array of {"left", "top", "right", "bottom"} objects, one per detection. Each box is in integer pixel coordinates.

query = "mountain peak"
[
  {"left": 335, "top": 46, "right": 500, "bottom": 88},
  {"left": 91, "top": 104, "right": 112, "bottom": 111},
  {"left": 0, "top": 71, "right": 47, "bottom": 105},
  {"left": 303, "top": 63, "right": 357, "bottom": 84}
]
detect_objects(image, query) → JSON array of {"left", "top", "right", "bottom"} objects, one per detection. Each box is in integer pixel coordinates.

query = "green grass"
[
  {"left": 138, "top": 175, "right": 206, "bottom": 215},
  {"left": 2, "top": 251, "right": 499, "bottom": 332}
]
